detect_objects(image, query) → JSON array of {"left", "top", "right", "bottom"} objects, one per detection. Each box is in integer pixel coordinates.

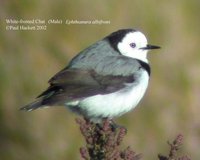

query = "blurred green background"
[{"left": 1, "top": 0, "right": 200, "bottom": 159}]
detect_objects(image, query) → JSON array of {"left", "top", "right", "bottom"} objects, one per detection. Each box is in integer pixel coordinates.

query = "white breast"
[{"left": 77, "top": 70, "right": 149, "bottom": 121}]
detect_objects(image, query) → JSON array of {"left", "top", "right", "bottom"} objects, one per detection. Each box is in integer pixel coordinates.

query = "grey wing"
[
  {"left": 20, "top": 56, "right": 142, "bottom": 111},
  {"left": 68, "top": 51, "right": 143, "bottom": 75}
]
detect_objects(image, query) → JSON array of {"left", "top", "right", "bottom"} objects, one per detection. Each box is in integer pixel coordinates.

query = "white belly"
[{"left": 77, "top": 71, "right": 149, "bottom": 120}]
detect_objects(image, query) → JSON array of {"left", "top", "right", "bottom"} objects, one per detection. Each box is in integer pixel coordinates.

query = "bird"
[{"left": 21, "top": 29, "right": 160, "bottom": 122}]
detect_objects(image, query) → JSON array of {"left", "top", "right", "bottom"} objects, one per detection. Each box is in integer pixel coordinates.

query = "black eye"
[{"left": 130, "top": 43, "right": 136, "bottom": 48}]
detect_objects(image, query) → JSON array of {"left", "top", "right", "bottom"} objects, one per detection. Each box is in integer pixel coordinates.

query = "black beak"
[{"left": 140, "top": 44, "right": 161, "bottom": 50}]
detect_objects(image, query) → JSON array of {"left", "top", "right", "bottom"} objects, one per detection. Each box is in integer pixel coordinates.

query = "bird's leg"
[
  {"left": 111, "top": 120, "right": 127, "bottom": 133},
  {"left": 102, "top": 118, "right": 127, "bottom": 133}
]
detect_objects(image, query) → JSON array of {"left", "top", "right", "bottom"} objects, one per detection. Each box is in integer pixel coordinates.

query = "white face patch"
[{"left": 117, "top": 31, "right": 148, "bottom": 62}]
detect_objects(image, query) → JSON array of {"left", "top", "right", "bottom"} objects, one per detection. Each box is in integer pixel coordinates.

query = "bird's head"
[{"left": 107, "top": 29, "right": 160, "bottom": 63}]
